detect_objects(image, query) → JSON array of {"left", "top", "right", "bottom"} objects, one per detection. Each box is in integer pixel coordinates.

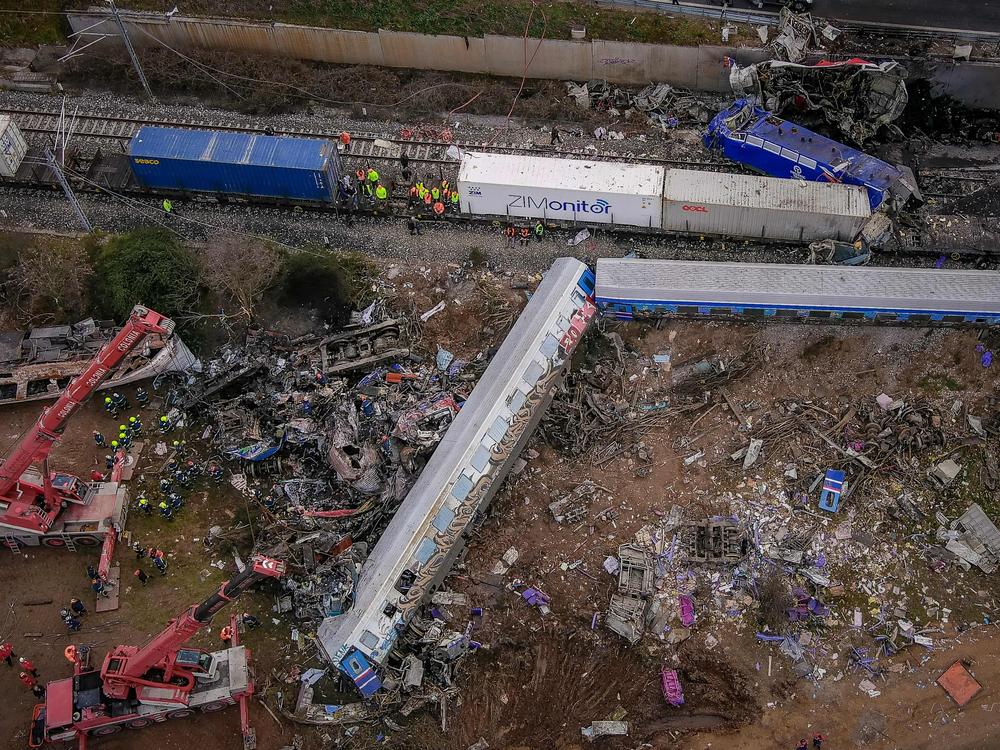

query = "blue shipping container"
[
  {"left": 704, "top": 100, "right": 903, "bottom": 211},
  {"left": 129, "top": 127, "right": 338, "bottom": 203}
]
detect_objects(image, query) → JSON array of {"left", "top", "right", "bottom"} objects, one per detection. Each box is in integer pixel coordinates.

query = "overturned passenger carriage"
[{"left": 317, "top": 258, "right": 596, "bottom": 695}]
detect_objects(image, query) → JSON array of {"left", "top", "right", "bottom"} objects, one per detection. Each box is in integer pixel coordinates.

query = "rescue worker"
[
  {"left": 407, "top": 215, "right": 423, "bottom": 236},
  {"left": 65, "top": 615, "right": 82, "bottom": 633},
  {"left": 86, "top": 564, "right": 98, "bottom": 581},
  {"left": 91, "top": 578, "right": 109, "bottom": 598},
  {"left": 0, "top": 640, "right": 15, "bottom": 666},
  {"left": 520, "top": 226, "right": 531, "bottom": 246},
  {"left": 366, "top": 168, "right": 379, "bottom": 186},
  {"left": 796, "top": 740, "right": 808, "bottom": 750},
  {"left": 135, "top": 386, "right": 149, "bottom": 407},
  {"left": 407, "top": 184, "right": 419, "bottom": 209},
  {"left": 119, "top": 431, "right": 131, "bottom": 450},
  {"left": 375, "top": 183, "right": 388, "bottom": 207},
  {"left": 129, "top": 415, "right": 142, "bottom": 435},
  {"left": 18, "top": 656, "right": 38, "bottom": 677},
  {"left": 207, "top": 461, "right": 224, "bottom": 483},
  {"left": 133, "top": 542, "right": 147, "bottom": 559},
  {"left": 450, "top": 190, "right": 459, "bottom": 211},
  {"left": 505, "top": 224, "right": 516, "bottom": 248},
  {"left": 109, "top": 439, "right": 119, "bottom": 453},
  {"left": 104, "top": 396, "right": 118, "bottom": 418},
  {"left": 433, "top": 201, "right": 445, "bottom": 216},
  {"left": 162, "top": 198, "right": 173, "bottom": 214},
  {"left": 812, "top": 734, "right": 826, "bottom": 749},
  {"left": 339, "top": 131, "right": 351, "bottom": 152},
  {"left": 241, "top": 613, "right": 261, "bottom": 629},
  {"left": 159, "top": 478, "right": 172, "bottom": 493},
  {"left": 423, "top": 192, "right": 432, "bottom": 209},
  {"left": 220, "top": 625, "right": 233, "bottom": 646},
  {"left": 152, "top": 555, "right": 168, "bottom": 576},
  {"left": 158, "top": 415, "right": 171, "bottom": 433},
  {"left": 534, "top": 221, "right": 545, "bottom": 242},
  {"left": 134, "top": 568, "right": 149, "bottom": 586},
  {"left": 185, "top": 460, "right": 202, "bottom": 477},
  {"left": 20, "top": 671, "right": 43, "bottom": 698},
  {"left": 158, "top": 500, "right": 173, "bottom": 521},
  {"left": 93, "top": 430, "right": 105, "bottom": 447},
  {"left": 136, "top": 495, "right": 151, "bottom": 515},
  {"left": 118, "top": 423, "right": 127, "bottom": 438},
  {"left": 69, "top": 598, "right": 87, "bottom": 616},
  {"left": 89, "top": 469, "right": 104, "bottom": 482},
  {"left": 551, "top": 126, "right": 562, "bottom": 145},
  {"left": 63, "top": 645, "right": 78, "bottom": 665},
  {"left": 169, "top": 492, "right": 184, "bottom": 511},
  {"left": 431, "top": 185, "right": 440, "bottom": 202},
  {"left": 111, "top": 392, "right": 128, "bottom": 410},
  {"left": 105, "top": 454, "right": 115, "bottom": 470}
]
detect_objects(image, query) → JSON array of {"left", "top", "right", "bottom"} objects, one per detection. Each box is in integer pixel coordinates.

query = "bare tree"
[
  {"left": 6, "top": 242, "right": 93, "bottom": 322},
  {"left": 200, "top": 235, "right": 283, "bottom": 321}
]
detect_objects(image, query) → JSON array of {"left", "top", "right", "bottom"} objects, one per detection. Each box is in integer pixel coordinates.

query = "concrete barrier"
[{"left": 65, "top": 10, "right": 1000, "bottom": 107}]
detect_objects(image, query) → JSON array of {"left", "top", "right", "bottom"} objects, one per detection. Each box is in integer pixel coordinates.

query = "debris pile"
[{"left": 564, "top": 80, "right": 714, "bottom": 130}]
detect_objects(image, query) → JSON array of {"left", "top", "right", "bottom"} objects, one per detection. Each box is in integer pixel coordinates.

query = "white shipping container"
[
  {"left": 661, "top": 169, "right": 871, "bottom": 242},
  {"left": 0, "top": 116, "right": 28, "bottom": 178},
  {"left": 458, "top": 152, "right": 664, "bottom": 229}
]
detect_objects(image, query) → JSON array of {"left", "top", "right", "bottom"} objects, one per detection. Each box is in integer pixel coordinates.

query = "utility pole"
[
  {"left": 44, "top": 149, "right": 93, "bottom": 233},
  {"left": 107, "top": 0, "right": 156, "bottom": 102}
]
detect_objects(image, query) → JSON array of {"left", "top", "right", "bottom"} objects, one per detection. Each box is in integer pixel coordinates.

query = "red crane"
[
  {"left": 0, "top": 305, "right": 173, "bottom": 537},
  {"left": 30, "top": 555, "right": 286, "bottom": 749}
]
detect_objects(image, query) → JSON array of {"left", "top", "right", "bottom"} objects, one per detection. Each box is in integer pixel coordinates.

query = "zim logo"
[
  {"left": 134, "top": 158, "right": 160, "bottom": 165},
  {"left": 682, "top": 204, "right": 708, "bottom": 213}
]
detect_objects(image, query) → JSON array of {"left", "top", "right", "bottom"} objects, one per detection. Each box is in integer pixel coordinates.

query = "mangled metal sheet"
[{"left": 729, "top": 58, "right": 908, "bottom": 145}]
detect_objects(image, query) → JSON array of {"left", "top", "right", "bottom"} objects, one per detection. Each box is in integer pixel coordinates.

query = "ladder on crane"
[{"left": 2, "top": 534, "right": 20, "bottom": 554}]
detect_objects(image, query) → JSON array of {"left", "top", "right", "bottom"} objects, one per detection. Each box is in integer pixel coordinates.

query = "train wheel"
[
  {"left": 41, "top": 538, "right": 67, "bottom": 548},
  {"left": 125, "top": 717, "right": 154, "bottom": 729},
  {"left": 199, "top": 701, "right": 228, "bottom": 712},
  {"left": 90, "top": 725, "right": 122, "bottom": 737},
  {"left": 166, "top": 709, "right": 195, "bottom": 720},
  {"left": 74, "top": 536, "right": 101, "bottom": 547}
]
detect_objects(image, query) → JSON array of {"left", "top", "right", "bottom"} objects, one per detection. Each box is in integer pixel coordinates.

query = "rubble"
[{"left": 564, "top": 80, "right": 712, "bottom": 130}]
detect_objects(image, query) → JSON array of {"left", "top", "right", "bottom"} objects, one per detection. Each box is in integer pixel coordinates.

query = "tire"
[
  {"left": 199, "top": 701, "right": 228, "bottom": 712},
  {"left": 42, "top": 538, "right": 67, "bottom": 548},
  {"left": 90, "top": 725, "right": 122, "bottom": 737},
  {"left": 74, "top": 536, "right": 101, "bottom": 547},
  {"left": 125, "top": 717, "right": 154, "bottom": 729},
  {"left": 167, "top": 709, "right": 195, "bottom": 720}
]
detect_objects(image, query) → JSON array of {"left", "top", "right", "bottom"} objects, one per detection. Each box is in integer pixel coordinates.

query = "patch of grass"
[
  {"left": 79, "top": 0, "right": 730, "bottom": 47},
  {"left": 0, "top": 0, "right": 66, "bottom": 45},
  {"left": 917, "top": 372, "right": 964, "bottom": 394}
]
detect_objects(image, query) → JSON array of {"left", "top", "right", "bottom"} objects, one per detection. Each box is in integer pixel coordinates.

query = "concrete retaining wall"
[
  {"left": 66, "top": 10, "right": 752, "bottom": 92},
  {"left": 66, "top": 10, "right": 1000, "bottom": 106}
]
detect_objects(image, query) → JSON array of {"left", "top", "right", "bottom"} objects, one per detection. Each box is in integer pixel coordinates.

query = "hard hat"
[
  {"left": 129, "top": 417, "right": 137, "bottom": 423},
  {"left": 111, "top": 441, "right": 119, "bottom": 448},
  {"left": 104, "top": 397, "right": 112, "bottom": 404}
]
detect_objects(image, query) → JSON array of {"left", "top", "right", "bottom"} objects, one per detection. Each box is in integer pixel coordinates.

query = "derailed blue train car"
[
  {"left": 704, "top": 99, "right": 918, "bottom": 211},
  {"left": 129, "top": 126, "right": 340, "bottom": 203}
]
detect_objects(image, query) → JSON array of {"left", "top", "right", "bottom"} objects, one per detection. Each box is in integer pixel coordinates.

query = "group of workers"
[
  {"left": 2, "top": 641, "right": 44, "bottom": 698},
  {"left": 60, "top": 593, "right": 90, "bottom": 633},
  {"left": 132, "top": 543, "right": 168, "bottom": 582},
  {"left": 503, "top": 221, "right": 546, "bottom": 247}
]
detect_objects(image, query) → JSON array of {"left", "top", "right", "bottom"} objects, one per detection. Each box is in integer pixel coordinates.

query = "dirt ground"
[{"left": 1, "top": 268, "right": 999, "bottom": 750}]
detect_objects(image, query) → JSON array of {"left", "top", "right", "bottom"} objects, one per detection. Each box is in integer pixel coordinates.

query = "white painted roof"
[
  {"left": 663, "top": 169, "right": 871, "bottom": 218},
  {"left": 460, "top": 152, "right": 665, "bottom": 197}
]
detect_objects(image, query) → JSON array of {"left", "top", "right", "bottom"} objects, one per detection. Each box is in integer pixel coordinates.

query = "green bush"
[{"left": 92, "top": 228, "right": 201, "bottom": 320}]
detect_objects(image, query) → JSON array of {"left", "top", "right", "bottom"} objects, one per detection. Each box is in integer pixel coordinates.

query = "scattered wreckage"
[{"left": 0, "top": 315, "right": 196, "bottom": 406}]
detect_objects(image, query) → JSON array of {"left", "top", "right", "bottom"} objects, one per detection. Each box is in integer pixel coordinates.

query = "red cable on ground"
[{"left": 486, "top": 1, "right": 547, "bottom": 145}]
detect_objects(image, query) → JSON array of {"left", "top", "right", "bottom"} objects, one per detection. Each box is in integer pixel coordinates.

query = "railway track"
[{"left": 0, "top": 106, "right": 729, "bottom": 171}]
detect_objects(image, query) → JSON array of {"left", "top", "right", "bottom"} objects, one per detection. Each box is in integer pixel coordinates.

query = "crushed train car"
[
  {"left": 704, "top": 99, "right": 920, "bottom": 211},
  {"left": 0, "top": 316, "right": 196, "bottom": 407}
]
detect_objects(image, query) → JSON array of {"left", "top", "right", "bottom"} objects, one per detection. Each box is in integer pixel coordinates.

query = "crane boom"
[
  {"left": 0, "top": 305, "right": 172, "bottom": 531},
  {"left": 101, "top": 555, "right": 285, "bottom": 700}
]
